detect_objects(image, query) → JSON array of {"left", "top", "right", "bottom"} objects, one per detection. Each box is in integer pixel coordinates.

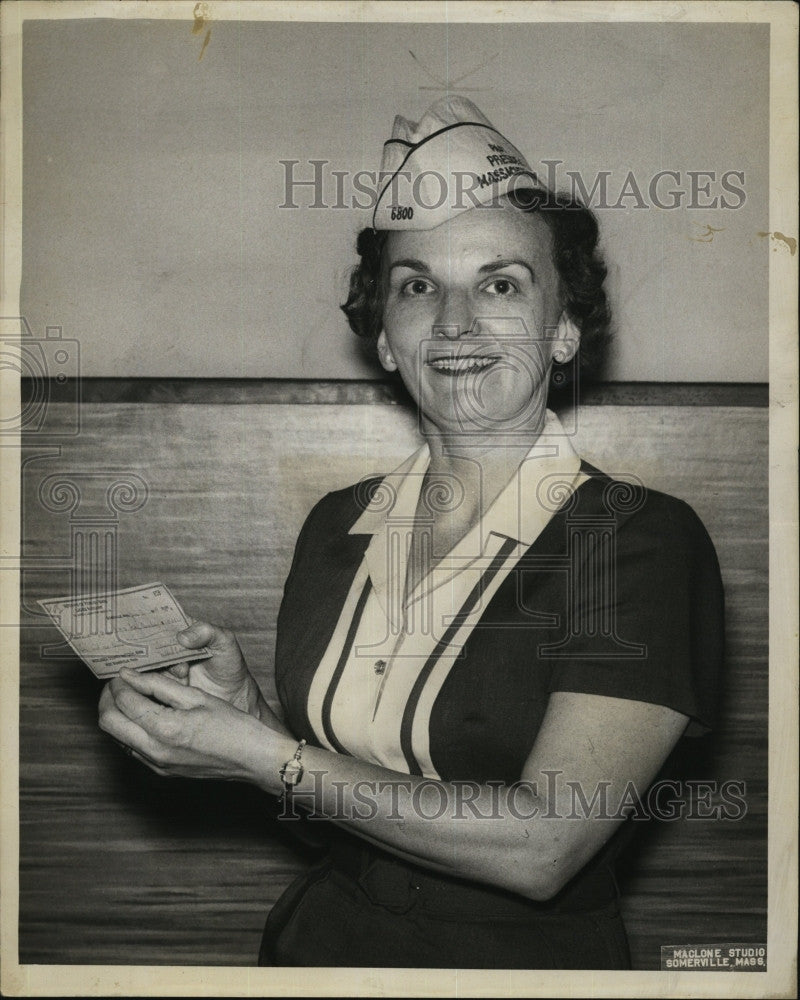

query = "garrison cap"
[{"left": 373, "top": 95, "right": 545, "bottom": 231}]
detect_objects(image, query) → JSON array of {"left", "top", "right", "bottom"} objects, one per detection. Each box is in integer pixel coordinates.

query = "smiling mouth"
[{"left": 426, "top": 355, "right": 500, "bottom": 376}]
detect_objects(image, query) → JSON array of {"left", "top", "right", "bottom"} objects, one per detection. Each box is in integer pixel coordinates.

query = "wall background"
[{"left": 21, "top": 18, "right": 769, "bottom": 381}]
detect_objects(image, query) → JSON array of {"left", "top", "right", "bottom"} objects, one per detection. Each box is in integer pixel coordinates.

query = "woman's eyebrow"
[
  {"left": 388, "top": 258, "right": 536, "bottom": 278},
  {"left": 479, "top": 259, "right": 536, "bottom": 278},
  {"left": 387, "top": 258, "right": 431, "bottom": 275}
]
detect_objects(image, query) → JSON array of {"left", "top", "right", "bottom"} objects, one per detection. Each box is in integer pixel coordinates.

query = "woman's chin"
[{"left": 416, "top": 383, "right": 548, "bottom": 439}]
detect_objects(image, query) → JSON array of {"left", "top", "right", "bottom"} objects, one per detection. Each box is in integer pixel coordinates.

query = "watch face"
[{"left": 281, "top": 760, "right": 304, "bottom": 786}]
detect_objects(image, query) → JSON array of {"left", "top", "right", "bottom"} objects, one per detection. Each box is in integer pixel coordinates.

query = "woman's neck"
[{"left": 422, "top": 414, "right": 552, "bottom": 513}]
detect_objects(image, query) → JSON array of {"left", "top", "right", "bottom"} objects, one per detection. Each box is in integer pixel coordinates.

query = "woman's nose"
[{"left": 433, "top": 291, "right": 477, "bottom": 340}]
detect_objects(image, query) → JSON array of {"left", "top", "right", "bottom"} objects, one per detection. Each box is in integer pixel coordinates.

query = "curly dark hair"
[{"left": 340, "top": 190, "right": 612, "bottom": 382}]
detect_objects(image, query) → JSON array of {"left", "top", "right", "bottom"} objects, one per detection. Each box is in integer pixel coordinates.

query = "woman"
[{"left": 98, "top": 97, "right": 724, "bottom": 969}]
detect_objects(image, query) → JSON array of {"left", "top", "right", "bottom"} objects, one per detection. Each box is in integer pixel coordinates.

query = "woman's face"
[{"left": 378, "top": 202, "right": 578, "bottom": 442}]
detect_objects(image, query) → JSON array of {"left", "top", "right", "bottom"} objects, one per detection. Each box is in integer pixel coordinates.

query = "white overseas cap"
[{"left": 372, "top": 95, "right": 545, "bottom": 231}]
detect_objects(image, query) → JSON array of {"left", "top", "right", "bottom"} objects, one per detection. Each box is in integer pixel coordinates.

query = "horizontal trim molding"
[{"left": 20, "top": 378, "right": 768, "bottom": 407}]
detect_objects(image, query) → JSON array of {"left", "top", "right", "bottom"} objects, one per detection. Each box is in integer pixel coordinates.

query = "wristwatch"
[{"left": 279, "top": 739, "right": 307, "bottom": 800}]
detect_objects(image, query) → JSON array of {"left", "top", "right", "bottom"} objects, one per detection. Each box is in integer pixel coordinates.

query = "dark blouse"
[
  {"left": 261, "top": 460, "right": 726, "bottom": 968},
  {"left": 276, "top": 461, "right": 725, "bottom": 784}
]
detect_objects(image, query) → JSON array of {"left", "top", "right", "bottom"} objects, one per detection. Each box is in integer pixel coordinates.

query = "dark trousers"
[{"left": 258, "top": 838, "right": 632, "bottom": 969}]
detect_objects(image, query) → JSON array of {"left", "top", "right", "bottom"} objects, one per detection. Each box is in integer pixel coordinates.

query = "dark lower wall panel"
[
  {"left": 21, "top": 377, "right": 770, "bottom": 407},
  {"left": 18, "top": 401, "right": 767, "bottom": 968}
]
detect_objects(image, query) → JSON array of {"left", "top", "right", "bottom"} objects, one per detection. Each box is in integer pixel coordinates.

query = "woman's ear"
[
  {"left": 552, "top": 312, "right": 581, "bottom": 365},
  {"left": 376, "top": 330, "right": 398, "bottom": 372}
]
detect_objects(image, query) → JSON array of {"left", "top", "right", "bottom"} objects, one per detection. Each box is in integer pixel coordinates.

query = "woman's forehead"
[{"left": 383, "top": 205, "right": 554, "bottom": 268}]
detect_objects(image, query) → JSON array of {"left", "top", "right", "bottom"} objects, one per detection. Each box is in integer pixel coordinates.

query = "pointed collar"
[{"left": 348, "top": 410, "right": 582, "bottom": 546}]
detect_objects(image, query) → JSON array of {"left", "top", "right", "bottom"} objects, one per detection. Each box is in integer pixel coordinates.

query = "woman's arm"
[{"left": 99, "top": 668, "right": 687, "bottom": 901}]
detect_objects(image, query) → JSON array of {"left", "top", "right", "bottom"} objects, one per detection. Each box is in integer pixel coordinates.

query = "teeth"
[{"left": 428, "top": 356, "right": 497, "bottom": 373}]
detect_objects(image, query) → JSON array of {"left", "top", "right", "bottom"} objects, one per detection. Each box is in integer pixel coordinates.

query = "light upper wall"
[{"left": 21, "top": 18, "right": 768, "bottom": 381}]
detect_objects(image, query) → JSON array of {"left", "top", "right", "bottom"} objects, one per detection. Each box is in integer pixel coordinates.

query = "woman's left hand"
[{"left": 98, "top": 667, "right": 278, "bottom": 782}]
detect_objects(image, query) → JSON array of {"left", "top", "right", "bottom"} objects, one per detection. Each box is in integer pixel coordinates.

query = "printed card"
[{"left": 38, "top": 583, "right": 211, "bottom": 679}]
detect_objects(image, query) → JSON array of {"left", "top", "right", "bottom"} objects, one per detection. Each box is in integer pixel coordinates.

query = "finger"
[
  {"left": 98, "top": 702, "right": 170, "bottom": 764},
  {"left": 118, "top": 667, "right": 205, "bottom": 710},
  {"left": 110, "top": 683, "right": 198, "bottom": 747},
  {"left": 109, "top": 737, "right": 156, "bottom": 769},
  {"left": 167, "top": 663, "right": 190, "bottom": 684},
  {"left": 99, "top": 682, "right": 117, "bottom": 714},
  {"left": 127, "top": 749, "right": 173, "bottom": 778},
  {"left": 177, "top": 621, "right": 218, "bottom": 649},
  {"left": 177, "top": 621, "right": 239, "bottom": 654},
  {"left": 111, "top": 682, "right": 170, "bottom": 727}
]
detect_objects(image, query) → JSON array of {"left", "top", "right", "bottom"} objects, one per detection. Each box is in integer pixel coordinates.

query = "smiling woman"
[
  {"left": 344, "top": 188, "right": 611, "bottom": 390},
  {"left": 376, "top": 207, "right": 573, "bottom": 442},
  {"left": 98, "top": 96, "right": 725, "bottom": 970}
]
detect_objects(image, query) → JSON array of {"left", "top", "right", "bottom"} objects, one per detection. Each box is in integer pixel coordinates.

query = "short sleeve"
[{"left": 547, "top": 492, "right": 725, "bottom": 737}]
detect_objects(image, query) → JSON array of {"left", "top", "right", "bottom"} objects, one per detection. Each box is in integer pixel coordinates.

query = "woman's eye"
[
  {"left": 401, "top": 278, "right": 435, "bottom": 297},
  {"left": 484, "top": 278, "right": 518, "bottom": 296}
]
